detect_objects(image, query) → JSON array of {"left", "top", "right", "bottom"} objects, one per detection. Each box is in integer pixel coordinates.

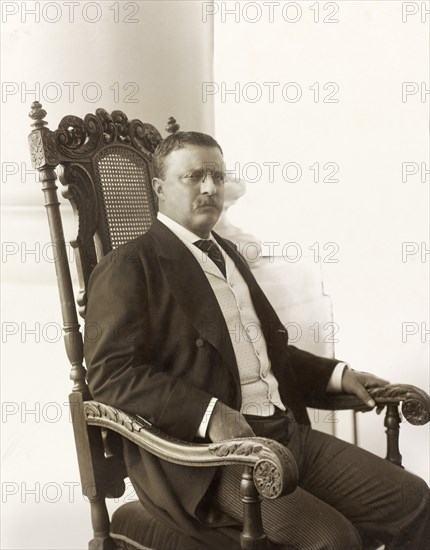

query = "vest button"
[{"left": 196, "top": 338, "right": 205, "bottom": 348}]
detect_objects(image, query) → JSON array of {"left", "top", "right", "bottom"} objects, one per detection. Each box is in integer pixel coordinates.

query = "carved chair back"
[
  {"left": 28, "top": 103, "right": 176, "bottom": 313},
  {"left": 28, "top": 101, "right": 177, "bottom": 544}
]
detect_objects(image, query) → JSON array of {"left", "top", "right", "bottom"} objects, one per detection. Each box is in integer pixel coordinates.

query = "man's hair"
[{"left": 153, "top": 131, "right": 223, "bottom": 179}]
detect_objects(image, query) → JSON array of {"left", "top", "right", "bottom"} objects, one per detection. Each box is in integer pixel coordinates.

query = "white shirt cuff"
[
  {"left": 327, "top": 362, "right": 349, "bottom": 392},
  {"left": 197, "top": 397, "right": 218, "bottom": 438}
]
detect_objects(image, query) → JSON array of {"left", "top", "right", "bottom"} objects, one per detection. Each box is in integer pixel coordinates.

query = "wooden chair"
[{"left": 28, "top": 102, "right": 430, "bottom": 550}]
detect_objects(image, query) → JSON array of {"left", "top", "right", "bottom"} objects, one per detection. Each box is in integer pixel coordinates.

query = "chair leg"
[
  {"left": 384, "top": 404, "right": 403, "bottom": 467},
  {"left": 240, "top": 466, "right": 269, "bottom": 550},
  {"left": 89, "top": 537, "right": 117, "bottom": 550},
  {"left": 88, "top": 497, "right": 117, "bottom": 550}
]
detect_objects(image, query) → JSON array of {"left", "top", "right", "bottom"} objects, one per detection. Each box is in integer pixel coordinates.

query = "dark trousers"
[{"left": 211, "top": 409, "right": 430, "bottom": 550}]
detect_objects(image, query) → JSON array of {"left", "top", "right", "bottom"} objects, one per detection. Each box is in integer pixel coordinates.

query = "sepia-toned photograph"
[{"left": 1, "top": 1, "right": 429, "bottom": 549}]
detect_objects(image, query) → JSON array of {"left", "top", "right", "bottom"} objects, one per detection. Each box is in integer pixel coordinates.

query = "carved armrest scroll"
[
  {"left": 306, "top": 384, "right": 430, "bottom": 426},
  {"left": 84, "top": 400, "right": 298, "bottom": 500}
]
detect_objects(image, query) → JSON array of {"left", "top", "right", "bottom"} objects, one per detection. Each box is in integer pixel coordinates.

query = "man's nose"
[{"left": 200, "top": 173, "right": 216, "bottom": 195}]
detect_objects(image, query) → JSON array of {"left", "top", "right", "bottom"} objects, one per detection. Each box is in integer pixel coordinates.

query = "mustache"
[{"left": 192, "top": 196, "right": 221, "bottom": 210}]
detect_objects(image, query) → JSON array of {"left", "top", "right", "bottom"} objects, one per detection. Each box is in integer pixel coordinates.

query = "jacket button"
[{"left": 196, "top": 338, "right": 205, "bottom": 348}]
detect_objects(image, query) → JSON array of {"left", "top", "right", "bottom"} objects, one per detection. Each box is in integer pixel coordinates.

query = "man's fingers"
[
  {"left": 354, "top": 371, "right": 390, "bottom": 388},
  {"left": 208, "top": 402, "right": 256, "bottom": 441},
  {"left": 342, "top": 370, "right": 387, "bottom": 408},
  {"left": 364, "top": 376, "right": 390, "bottom": 388},
  {"left": 355, "top": 384, "right": 376, "bottom": 408}
]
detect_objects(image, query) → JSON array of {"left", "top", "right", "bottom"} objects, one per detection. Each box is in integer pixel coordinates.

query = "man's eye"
[
  {"left": 213, "top": 174, "right": 226, "bottom": 184},
  {"left": 183, "top": 171, "right": 225, "bottom": 184},
  {"left": 185, "top": 171, "right": 204, "bottom": 180}
]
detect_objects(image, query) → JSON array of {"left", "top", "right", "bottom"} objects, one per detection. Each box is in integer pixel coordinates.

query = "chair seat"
[{"left": 110, "top": 501, "right": 206, "bottom": 550}]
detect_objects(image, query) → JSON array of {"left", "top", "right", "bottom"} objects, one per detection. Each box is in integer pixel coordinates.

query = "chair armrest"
[
  {"left": 306, "top": 384, "right": 430, "bottom": 425},
  {"left": 84, "top": 400, "right": 298, "bottom": 500}
]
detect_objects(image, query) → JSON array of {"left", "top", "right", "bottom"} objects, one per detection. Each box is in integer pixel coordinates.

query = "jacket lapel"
[
  {"left": 149, "top": 220, "right": 240, "bottom": 385},
  {"left": 197, "top": 251, "right": 226, "bottom": 280}
]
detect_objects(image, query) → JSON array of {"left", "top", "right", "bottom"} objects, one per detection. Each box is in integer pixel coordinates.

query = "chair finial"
[
  {"left": 29, "top": 101, "right": 48, "bottom": 129},
  {"left": 165, "top": 117, "right": 180, "bottom": 135}
]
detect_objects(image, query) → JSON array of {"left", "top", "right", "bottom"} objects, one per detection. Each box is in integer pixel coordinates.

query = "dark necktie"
[{"left": 194, "top": 239, "right": 226, "bottom": 278}]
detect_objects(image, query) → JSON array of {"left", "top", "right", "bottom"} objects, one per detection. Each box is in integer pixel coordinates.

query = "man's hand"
[
  {"left": 342, "top": 368, "right": 390, "bottom": 408},
  {"left": 207, "top": 401, "right": 255, "bottom": 442}
]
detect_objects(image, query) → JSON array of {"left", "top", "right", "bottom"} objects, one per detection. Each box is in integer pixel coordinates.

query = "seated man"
[{"left": 84, "top": 132, "right": 429, "bottom": 550}]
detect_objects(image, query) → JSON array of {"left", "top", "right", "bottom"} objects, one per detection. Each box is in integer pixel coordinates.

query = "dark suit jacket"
[{"left": 84, "top": 219, "right": 338, "bottom": 546}]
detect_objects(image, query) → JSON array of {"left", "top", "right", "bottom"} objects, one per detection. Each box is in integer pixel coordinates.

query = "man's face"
[{"left": 153, "top": 145, "right": 225, "bottom": 238}]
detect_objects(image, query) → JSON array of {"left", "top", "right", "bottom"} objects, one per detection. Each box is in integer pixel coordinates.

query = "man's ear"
[{"left": 152, "top": 177, "right": 164, "bottom": 201}]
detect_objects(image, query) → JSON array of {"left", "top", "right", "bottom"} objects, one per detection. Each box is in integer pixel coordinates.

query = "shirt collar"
[{"left": 157, "top": 212, "right": 215, "bottom": 245}]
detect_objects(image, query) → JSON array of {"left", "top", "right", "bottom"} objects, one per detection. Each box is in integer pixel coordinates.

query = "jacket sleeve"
[
  {"left": 84, "top": 250, "right": 214, "bottom": 443},
  {"left": 287, "top": 345, "right": 339, "bottom": 402}
]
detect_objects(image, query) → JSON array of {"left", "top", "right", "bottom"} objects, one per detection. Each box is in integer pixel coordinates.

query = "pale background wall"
[{"left": 1, "top": 1, "right": 429, "bottom": 549}]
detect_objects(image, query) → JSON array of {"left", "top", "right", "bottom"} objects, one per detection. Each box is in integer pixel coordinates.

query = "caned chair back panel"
[{"left": 94, "top": 145, "right": 157, "bottom": 251}]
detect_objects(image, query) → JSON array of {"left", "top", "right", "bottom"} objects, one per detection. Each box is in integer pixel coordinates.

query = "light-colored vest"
[{"left": 187, "top": 242, "right": 286, "bottom": 416}]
